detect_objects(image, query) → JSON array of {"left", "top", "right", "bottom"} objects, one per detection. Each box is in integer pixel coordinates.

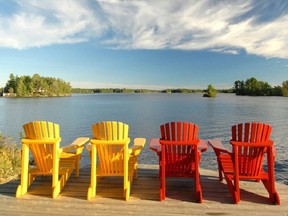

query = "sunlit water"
[{"left": 1, "top": 93, "right": 287, "bottom": 184}]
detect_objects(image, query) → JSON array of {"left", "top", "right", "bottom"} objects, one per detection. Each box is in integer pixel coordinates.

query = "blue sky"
[{"left": 0, "top": 0, "right": 288, "bottom": 90}]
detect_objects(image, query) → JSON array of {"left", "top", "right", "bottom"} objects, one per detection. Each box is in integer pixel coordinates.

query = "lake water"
[{"left": 0, "top": 93, "right": 287, "bottom": 184}]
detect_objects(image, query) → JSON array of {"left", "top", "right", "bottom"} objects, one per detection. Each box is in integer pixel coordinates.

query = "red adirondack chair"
[
  {"left": 208, "top": 122, "right": 280, "bottom": 204},
  {"left": 158, "top": 122, "right": 203, "bottom": 202}
]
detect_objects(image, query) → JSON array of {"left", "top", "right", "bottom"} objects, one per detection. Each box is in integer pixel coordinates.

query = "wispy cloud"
[
  {"left": 0, "top": 0, "right": 288, "bottom": 58},
  {"left": 0, "top": 0, "right": 106, "bottom": 48}
]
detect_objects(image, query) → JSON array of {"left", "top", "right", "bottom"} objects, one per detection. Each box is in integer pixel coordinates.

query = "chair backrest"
[
  {"left": 91, "top": 121, "right": 129, "bottom": 175},
  {"left": 231, "top": 122, "right": 272, "bottom": 177},
  {"left": 23, "top": 121, "right": 60, "bottom": 173},
  {"left": 160, "top": 122, "right": 199, "bottom": 177}
]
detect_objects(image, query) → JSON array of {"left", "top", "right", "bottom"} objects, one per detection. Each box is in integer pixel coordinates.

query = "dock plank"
[{"left": 0, "top": 164, "right": 288, "bottom": 216}]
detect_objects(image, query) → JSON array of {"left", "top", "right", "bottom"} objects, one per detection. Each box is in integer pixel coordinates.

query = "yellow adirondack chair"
[
  {"left": 16, "top": 121, "right": 89, "bottom": 198},
  {"left": 87, "top": 121, "right": 146, "bottom": 201}
]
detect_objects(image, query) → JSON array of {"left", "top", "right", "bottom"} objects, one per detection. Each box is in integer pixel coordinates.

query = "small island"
[
  {"left": 1, "top": 73, "right": 71, "bottom": 97},
  {"left": 203, "top": 84, "right": 217, "bottom": 98}
]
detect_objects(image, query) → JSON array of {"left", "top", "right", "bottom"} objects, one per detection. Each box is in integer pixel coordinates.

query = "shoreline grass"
[{"left": 0, "top": 133, "right": 21, "bottom": 184}]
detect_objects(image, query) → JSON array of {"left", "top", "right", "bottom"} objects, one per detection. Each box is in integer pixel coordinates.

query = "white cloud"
[
  {"left": 0, "top": 0, "right": 288, "bottom": 58},
  {"left": 0, "top": 0, "right": 106, "bottom": 49}
]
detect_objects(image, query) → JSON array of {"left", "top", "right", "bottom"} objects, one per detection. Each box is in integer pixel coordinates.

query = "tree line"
[
  {"left": 2, "top": 74, "right": 288, "bottom": 97},
  {"left": 72, "top": 88, "right": 205, "bottom": 94},
  {"left": 234, "top": 77, "right": 288, "bottom": 96},
  {"left": 72, "top": 88, "right": 160, "bottom": 94},
  {"left": 3, "top": 73, "right": 72, "bottom": 97},
  {"left": 72, "top": 78, "right": 288, "bottom": 97}
]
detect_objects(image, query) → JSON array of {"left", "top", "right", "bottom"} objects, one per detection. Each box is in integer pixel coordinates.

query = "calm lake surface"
[{"left": 0, "top": 93, "right": 287, "bottom": 184}]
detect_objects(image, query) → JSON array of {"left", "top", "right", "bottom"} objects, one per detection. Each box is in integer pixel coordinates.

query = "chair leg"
[
  {"left": 16, "top": 144, "right": 29, "bottom": 198},
  {"left": 218, "top": 163, "right": 223, "bottom": 181},
  {"left": 215, "top": 154, "right": 224, "bottom": 181},
  {"left": 160, "top": 174, "right": 166, "bottom": 201},
  {"left": 195, "top": 174, "right": 203, "bottom": 203},
  {"left": 75, "top": 155, "right": 81, "bottom": 177},
  {"left": 130, "top": 156, "right": 138, "bottom": 179},
  {"left": 52, "top": 173, "right": 63, "bottom": 199},
  {"left": 134, "top": 161, "right": 138, "bottom": 179},
  {"left": 195, "top": 189, "right": 202, "bottom": 203},
  {"left": 262, "top": 179, "right": 280, "bottom": 205},
  {"left": 87, "top": 185, "right": 96, "bottom": 201},
  {"left": 124, "top": 180, "right": 131, "bottom": 201},
  {"left": 87, "top": 146, "right": 97, "bottom": 200},
  {"left": 28, "top": 174, "right": 36, "bottom": 187},
  {"left": 225, "top": 176, "right": 240, "bottom": 204},
  {"left": 271, "top": 192, "right": 280, "bottom": 205},
  {"left": 52, "top": 183, "right": 60, "bottom": 199}
]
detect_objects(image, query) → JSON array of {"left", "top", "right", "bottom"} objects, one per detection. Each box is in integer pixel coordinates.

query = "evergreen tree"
[
  {"left": 16, "top": 78, "right": 27, "bottom": 97},
  {"left": 4, "top": 73, "right": 17, "bottom": 94},
  {"left": 234, "top": 77, "right": 280, "bottom": 96},
  {"left": 3, "top": 73, "right": 71, "bottom": 97}
]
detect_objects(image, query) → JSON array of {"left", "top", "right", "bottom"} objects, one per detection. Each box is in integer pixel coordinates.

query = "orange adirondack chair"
[
  {"left": 158, "top": 122, "right": 203, "bottom": 202},
  {"left": 87, "top": 121, "right": 146, "bottom": 201},
  {"left": 16, "top": 121, "right": 89, "bottom": 198},
  {"left": 208, "top": 122, "right": 280, "bottom": 204}
]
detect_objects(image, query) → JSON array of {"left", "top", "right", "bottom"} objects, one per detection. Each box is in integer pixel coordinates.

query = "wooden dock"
[{"left": 1, "top": 164, "right": 288, "bottom": 216}]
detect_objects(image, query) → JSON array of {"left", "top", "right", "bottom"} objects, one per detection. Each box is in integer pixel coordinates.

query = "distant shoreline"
[
  {"left": 71, "top": 87, "right": 233, "bottom": 94},
  {"left": 0, "top": 93, "right": 71, "bottom": 98}
]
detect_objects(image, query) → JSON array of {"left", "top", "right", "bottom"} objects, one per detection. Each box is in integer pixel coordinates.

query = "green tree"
[
  {"left": 32, "top": 74, "right": 43, "bottom": 93},
  {"left": 203, "top": 84, "right": 217, "bottom": 98},
  {"left": 271, "top": 85, "right": 282, "bottom": 96},
  {"left": 245, "top": 77, "right": 260, "bottom": 96},
  {"left": 282, "top": 80, "right": 288, "bottom": 96},
  {"left": 234, "top": 80, "right": 245, "bottom": 95},
  {"left": 3, "top": 73, "right": 71, "bottom": 97},
  {"left": 16, "top": 78, "right": 27, "bottom": 97},
  {"left": 235, "top": 77, "right": 270, "bottom": 96},
  {"left": 258, "top": 81, "right": 272, "bottom": 96},
  {"left": 4, "top": 73, "right": 17, "bottom": 94}
]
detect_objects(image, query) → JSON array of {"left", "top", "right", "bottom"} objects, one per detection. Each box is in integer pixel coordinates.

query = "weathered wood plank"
[{"left": 0, "top": 164, "right": 288, "bottom": 216}]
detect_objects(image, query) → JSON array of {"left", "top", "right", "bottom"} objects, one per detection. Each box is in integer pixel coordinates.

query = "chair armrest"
[
  {"left": 198, "top": 139, "right": 208, "bottom": 152},
  {"left": 208, "top": 139, "right": 230, "bottom": 154},
  {"left": 131, "top": 138, "right": 146, "bottom": 156},
  {"left": 61, "top": 137, "right": 89, "bottom": 153},
  {"left": 149, "top": 138, "right": 161, "bottom": 155}
]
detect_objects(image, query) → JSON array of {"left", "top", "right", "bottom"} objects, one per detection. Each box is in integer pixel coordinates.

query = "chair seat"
[
  {"left": 96, "top": 161, "right": 135, "bottom": 177},
  {"left": 219, "top": 153, "right": 268, "bottom": 180}
]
